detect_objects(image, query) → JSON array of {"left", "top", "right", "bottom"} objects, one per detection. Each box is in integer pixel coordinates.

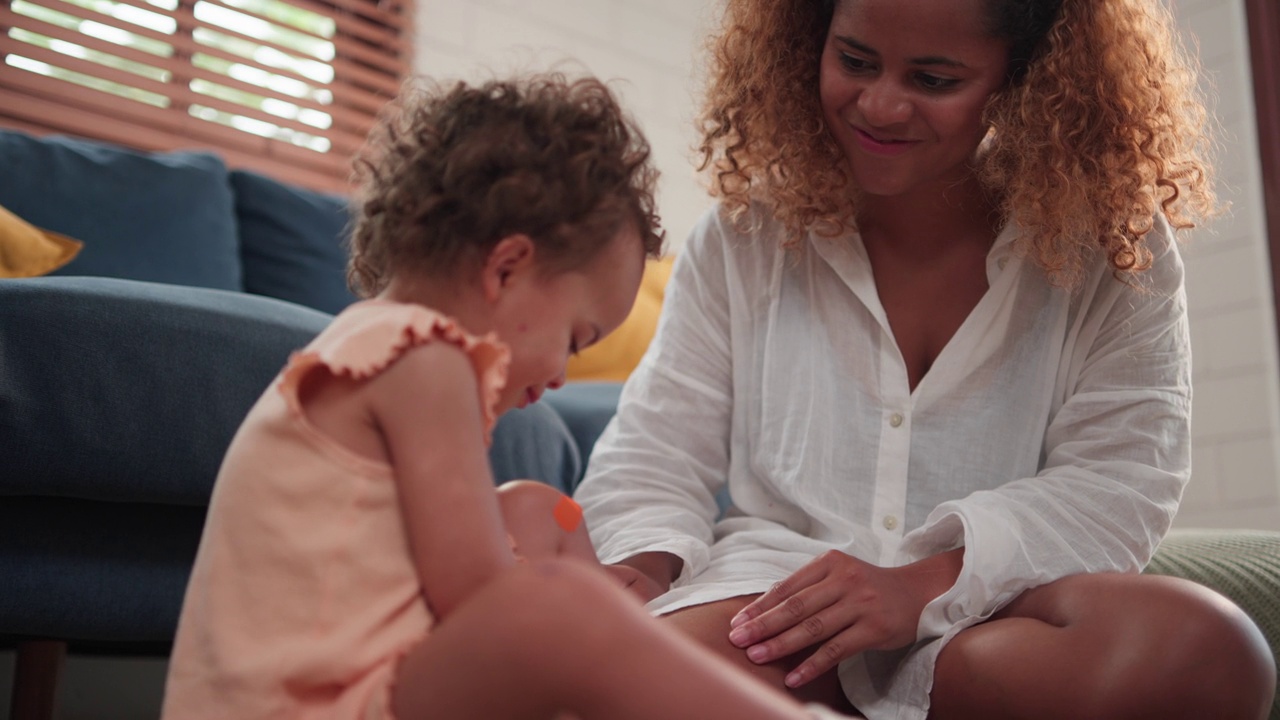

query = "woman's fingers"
[
  {"left": 729, "top": 552, "right": 838, "bottom": 630},
  {"left": 740, "top": 597, "right": 858, "bottom": 663},
  {"left": 726, "top": 550, "right": 923, "bottom": 684},
  {"left": 723, "top": 550, "right": 958, "bottom": 689},
  {"left": 728, "top": 580, "right": 843, "bottom": 648},
  {"left": 738, "top": 595, "right": 897, "bottom": 687},
  {"left": 784, "top": 624, "right": 880, "bottom": 688}
]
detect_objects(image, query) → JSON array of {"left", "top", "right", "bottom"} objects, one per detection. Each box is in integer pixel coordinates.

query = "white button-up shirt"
[{"left": 577, "top": 203, "right": 1190, "bottom": 719}]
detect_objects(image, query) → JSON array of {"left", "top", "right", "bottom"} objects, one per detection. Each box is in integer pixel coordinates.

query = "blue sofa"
[
  {"left": 0, "top": 128, "right": 618, "bottom": 718},
  {"left": 2, "top": 128, "right": 1278, "bottom": 719}
]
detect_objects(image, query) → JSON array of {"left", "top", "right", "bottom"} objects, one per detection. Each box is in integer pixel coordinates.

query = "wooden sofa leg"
[{"left": 10, "top": 640, "right": 66, "bottom": 720}]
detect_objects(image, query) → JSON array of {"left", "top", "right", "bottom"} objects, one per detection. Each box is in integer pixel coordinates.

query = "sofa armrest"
[
  {"left": 0, "top": 276, "right": 585, "bottom": 506},
  {"left": 0, "top": 276, "right": 332, "bottom": 506}
]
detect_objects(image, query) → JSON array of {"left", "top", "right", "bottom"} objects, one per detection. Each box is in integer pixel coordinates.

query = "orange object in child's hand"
[{"left": 554, "top": 495, "right": 583, "bottom": 533}]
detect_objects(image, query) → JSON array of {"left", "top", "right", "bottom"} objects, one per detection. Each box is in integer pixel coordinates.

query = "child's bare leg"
[
  {"left": 930, "top": 573, "right": 1275, "bottom": 720},
  {"left": 392, "top": 559, "right": 824, "bottom": 720},
  {"left": 498, "top": 480, "right": 596, "bottom": 562},
  {"left": 662, "top": 596, "right": 861, "bottom": 716}
]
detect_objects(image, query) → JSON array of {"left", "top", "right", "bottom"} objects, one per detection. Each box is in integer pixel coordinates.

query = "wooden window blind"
[{"left": 0, "top": 0, "right": 409, "bottom": 192}]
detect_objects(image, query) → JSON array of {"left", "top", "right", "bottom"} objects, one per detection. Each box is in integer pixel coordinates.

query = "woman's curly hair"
[
  {"left": 348, "top": 73, "right": 665, "bottom": 297},
  {"left": 697, "top": 0, "right": 1217, "bottom": 286}
]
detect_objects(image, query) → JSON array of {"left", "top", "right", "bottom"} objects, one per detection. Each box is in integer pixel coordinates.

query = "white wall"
[
  {"left": 1172, "top": 0, "right": 1280, "bottom": 530},
  {"left": 412, "top": 0, "right": 718, "bottom": 256},
  {"left": 412, "top": 0, "right": 1280, "bottom": 530}
]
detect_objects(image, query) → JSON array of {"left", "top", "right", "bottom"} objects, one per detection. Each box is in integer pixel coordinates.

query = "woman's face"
[{"left": 819, "top": 0, "right": 1010, "bottom": 199}]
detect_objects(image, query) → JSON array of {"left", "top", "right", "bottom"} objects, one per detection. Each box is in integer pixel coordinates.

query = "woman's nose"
[{"left": 857, "top": 78, "right": 911, "bottom": 127}]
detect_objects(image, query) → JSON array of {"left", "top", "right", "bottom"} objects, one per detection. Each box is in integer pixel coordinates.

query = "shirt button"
[
  {"left": 883, "top": 515, "right": 899, "bottom": 530},
  {"left": 889, "top": 413, "right": 904, "bottom": 428}
]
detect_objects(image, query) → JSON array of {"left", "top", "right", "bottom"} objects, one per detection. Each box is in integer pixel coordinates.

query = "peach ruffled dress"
[{"left": 162, "top": 300, "right": 509, "bottom": 720}]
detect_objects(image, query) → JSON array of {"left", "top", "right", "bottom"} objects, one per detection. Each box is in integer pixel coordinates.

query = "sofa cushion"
[
  {"left": 231, "top": 169, "right": 359, "bottom": 314},
  {"left": 542, "top": 381, "right": 624, "bottom": 490},
  {"left": 489, "top": 402, "right": 582, "bottom": 496},
  {"left": 0, "top": 276, "right": 331, "bottom": 506},
  {"left": 0, "top": 129, "right": 241, "bottom": 290}
]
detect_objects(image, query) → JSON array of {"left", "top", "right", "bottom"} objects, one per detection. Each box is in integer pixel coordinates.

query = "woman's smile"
[{"left": 853, "top": 126, "right": 919, "bottom": 156}]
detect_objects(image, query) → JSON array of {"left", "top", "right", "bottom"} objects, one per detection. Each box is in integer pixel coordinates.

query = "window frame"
[{"left": 1248, "top": 0, "right": 1280, "bottom": 339}]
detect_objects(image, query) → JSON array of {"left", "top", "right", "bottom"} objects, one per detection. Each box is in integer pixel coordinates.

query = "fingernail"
[
  {"left": 747, "top": 646, "right": 770, "bottom": 663},
  {"left": 784, "top": 670, "right": 803, "bottom": 688},
  {"left": 729, "top": 611, "right": 748, "bottom": 629},
  {"left": 728, "top": 626, "right": 751, "bottom": 646}
]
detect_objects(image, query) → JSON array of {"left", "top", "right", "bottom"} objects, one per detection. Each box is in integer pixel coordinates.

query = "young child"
[{"left": 161, "top": 73, "right": 852, "bottom": 720}]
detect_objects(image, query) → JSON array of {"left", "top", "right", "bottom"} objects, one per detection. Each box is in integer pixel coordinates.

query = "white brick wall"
[{"left": 410, "top": 0, "right": 1280, "bottom": 530}]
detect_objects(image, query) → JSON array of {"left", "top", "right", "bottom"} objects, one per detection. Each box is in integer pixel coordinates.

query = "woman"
[{"left": 575, "top": 0, "right": 1276, "bottom": 718}]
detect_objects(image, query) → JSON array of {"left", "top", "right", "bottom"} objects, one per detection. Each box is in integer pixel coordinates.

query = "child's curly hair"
[
  {"left": 697, "top": 0, "right": 1217, "bottom": 286},
  {"left": 349, "top": 73, "right": 665, "bottom": 296}
]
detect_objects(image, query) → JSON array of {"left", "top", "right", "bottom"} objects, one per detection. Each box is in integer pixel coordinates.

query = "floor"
[{"left": 0, "top": 651, "right": 166, "bottom": 720}]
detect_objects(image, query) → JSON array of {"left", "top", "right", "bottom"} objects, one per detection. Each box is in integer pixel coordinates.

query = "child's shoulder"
[
  {"left": 316, "top": 299, "right": 509, "bottom": 381},
  {"left": 302, "top": 299, "right": 510, "bottom": 430}
]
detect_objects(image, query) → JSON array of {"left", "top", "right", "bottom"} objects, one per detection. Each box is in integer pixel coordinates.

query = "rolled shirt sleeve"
[
  {"left": 578, "top": 209, "right": 736, "bottom": 583},
  {"left": 907, "top": 218, "right": 1191, "bottom": 638}
]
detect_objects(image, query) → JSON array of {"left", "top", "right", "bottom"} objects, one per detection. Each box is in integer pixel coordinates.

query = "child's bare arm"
[{"left": 370, "top": 341, "right": 516, "bottom": 619}]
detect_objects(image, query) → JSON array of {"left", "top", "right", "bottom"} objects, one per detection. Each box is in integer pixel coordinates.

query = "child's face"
[{"left": 489, "top": 225, "right": 646, "bottom": 414}]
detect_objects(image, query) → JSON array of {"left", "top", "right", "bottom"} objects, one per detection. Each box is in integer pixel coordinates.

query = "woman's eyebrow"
[
  {"left": 834, "top": 34, "right": 967, "bottom": 68},
  {"left": 835, "top": 35, "right": 879, "bottom": 57}
]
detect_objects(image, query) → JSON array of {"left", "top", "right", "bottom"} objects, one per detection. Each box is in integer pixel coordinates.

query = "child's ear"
[{"left": 481, "top": 234, "right": 537, "bottom": 302}]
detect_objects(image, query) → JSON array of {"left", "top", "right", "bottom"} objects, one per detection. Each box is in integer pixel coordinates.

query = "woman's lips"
[{"left": 854, "top": 127, "right": 917, "bottom": 156}]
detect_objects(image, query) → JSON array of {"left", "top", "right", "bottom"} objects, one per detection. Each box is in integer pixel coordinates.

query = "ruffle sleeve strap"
[{"left": 279, "top": 301, "right": 511, "bottom": 443}]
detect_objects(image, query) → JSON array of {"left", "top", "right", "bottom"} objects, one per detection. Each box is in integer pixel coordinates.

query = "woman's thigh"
[{"left": 662, "top": 595, "right": 860, "bottom": 715}]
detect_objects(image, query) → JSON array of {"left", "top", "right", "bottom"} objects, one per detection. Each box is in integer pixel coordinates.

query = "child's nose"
[{"left": 548, "top": 371, "right": 566, "bottom": 390}]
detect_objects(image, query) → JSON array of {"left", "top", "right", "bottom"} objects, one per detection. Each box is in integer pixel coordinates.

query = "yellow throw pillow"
[
  {"left": 567, "top": 255, "right": 675, "bottom": 382},
  {"left": 0, "top": 203, "right": 83, "bottom": 278}
]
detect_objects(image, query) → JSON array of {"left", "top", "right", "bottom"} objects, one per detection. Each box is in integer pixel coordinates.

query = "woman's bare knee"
[
  {"left": 1057, "top": 574, "right": 1274, "bottom": 720},
  {"left": 1136, "top": 576, "right": 1275, "bottom": 720},
  {"left": 935, "top": 573, "right": 1276, "bottom": 720}
]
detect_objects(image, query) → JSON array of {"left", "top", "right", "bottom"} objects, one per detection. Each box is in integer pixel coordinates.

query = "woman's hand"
[
  {"left": 607, "top": 551, "right": 683, "bottom": 604},
  {"left": 727, "top": 548, "right": 964, "bottom": 688}
]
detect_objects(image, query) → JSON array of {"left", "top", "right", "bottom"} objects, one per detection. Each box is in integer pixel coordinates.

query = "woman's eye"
[
  {"left": 916, "top": 73, "right": 959, "bottom": 91},
  {"left": 839, "top": 53, "right": 874, "bottom": 72}
]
